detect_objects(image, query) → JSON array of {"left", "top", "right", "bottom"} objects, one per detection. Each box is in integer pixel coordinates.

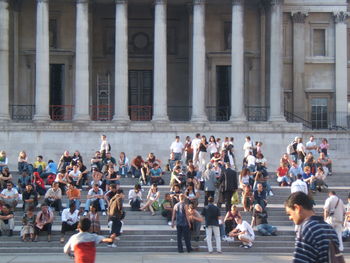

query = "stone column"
[
  {"left": 291, "top": 11, "right": 307, "bottom": 118},
  {"left": 230, "top": 0, "right": 246, "bottom": 122},
  {"left": 191, "top": 0, "right": 207, "bottom": 122},
  {"left": 113, "top": 0, "right": 130, "bottom": 123},
  {"left": 334, "top": 11, "right": 349, "bottom": 126},
  {"left": 268, "top": 0, "right": 285, "bottom": 122},
  {"left": 34, "top": 0, "right": 50, "bottom": 121},
  {"left": 74, "top": 0, "right": 90, "bottom": 121},
  {"left": 152, "top": 0, "right": 169, "bottom": 122},
  {"left": 0, "top": 0, "right": 10, "bottom": 121}
]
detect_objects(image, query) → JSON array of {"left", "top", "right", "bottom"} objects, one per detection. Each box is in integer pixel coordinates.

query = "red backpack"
[{"left": 47, "top": 174, "right": 56, "bottom": 185}]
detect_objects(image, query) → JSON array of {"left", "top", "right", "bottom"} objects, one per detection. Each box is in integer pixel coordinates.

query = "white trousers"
[{"left": 205, "top": 225, "right": 221, "bottom": 253}]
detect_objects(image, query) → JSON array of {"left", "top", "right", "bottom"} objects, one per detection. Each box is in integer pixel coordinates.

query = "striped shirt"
[{"left": 293, "top": 216, "right": 339, "bottom": 263}]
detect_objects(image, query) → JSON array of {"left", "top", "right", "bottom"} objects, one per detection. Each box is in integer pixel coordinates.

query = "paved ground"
[{"left": 1, "top": 253, "right": 350, "bottom": 263}]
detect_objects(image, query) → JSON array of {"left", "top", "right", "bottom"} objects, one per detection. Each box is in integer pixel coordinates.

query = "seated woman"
[
  {"left": 146, "top": 152, "right": 161, "bottom": 168},
  {"left": 187, "top": 202, "right": 203, "bottom": 248},
  {"left": 0, "top": 167, "right": 12, "bottom": 190},
  {"left": 130, "top": 155, "right": 144, "bottom": 178},
  {"left": 241, "top": 185, "right": 254, "bottom": 212},
  {"left": 255, "top": 153, "right": 268, "bottom": 176},
  {"left": 18, "top": 151, "right": 32, "bottom": 175},
  {"left": 55, "top": 169, "right": 69, "bottom": 195},
  {"left": 185, "top": 182, "right": 200, "bottom": 208},
  {"left": 170, "top": 166, "right": 185, "bottom": 189},
  {"left": 21, "top": 206, "right": 36, "bottom": 242},
  {"left": 118, "top": 152, "right": 129, "bottom": 177},
  {"left": 276, "top": 162, "right": 290, "bottom": 186},
  {"left": 150, "top": 163, "right": 164, "bottom": 185},
  {"left": 223, "top": 205, "right": 241, "bottom": 241},
  {"left": 239, "top": 168, "right": 251, "bottom": 189},
  {"left": 0, "top": 151, "right": 8, "bottom": 173},
  {"left": 314, "top": 166, "right": 328, "bottom": 192},
  {"left": 34, "top": 204, "right": 54, "bottom": 242},
  {"left": 140, "top": 184, "right": 160, "bottom": 216},
  {"left": 32, "top": 172, "right": 47, "bottom": 196},
  {"left": 87, "top": 204, "right": 101, "bottom": 234},
  {"left": 140, "top": 162, "right": 150, "bottom": 186},
  {"left": 280, "top": 153, "right": 292, "bottom": 169}
]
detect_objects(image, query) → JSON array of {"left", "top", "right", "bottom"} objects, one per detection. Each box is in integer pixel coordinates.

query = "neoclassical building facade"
[{"left": 0, "top": 0, "right": 349, "bottom": 171}]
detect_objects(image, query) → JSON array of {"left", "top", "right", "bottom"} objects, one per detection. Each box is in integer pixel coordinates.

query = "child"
[
  {"left": 87, "top": 205, "right": 101, "bottom": 234},
  {"left": 21, "top": 207, "right": 36, "bottom": 241}
]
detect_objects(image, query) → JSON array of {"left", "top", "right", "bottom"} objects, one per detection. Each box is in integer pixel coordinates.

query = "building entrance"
[
  {"left": 216, "top": 66, "right": 231, "bottom": 121},
  {"left": 128, "top": 70, "right": 153, "bottom": 121},
  {"left": 49, "top": 64, "right": 65, "bottom": 120}
]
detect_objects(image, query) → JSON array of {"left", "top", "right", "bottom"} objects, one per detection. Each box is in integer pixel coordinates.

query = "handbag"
[
  {"left": 329, "top": 237, "right": 345, "bottom": 263},
  {"left": 231, "top": 191, "right": 240, "bottom": 205}
]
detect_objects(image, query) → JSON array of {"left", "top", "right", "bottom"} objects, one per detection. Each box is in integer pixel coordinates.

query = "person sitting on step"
[
  {"left": 251, "top": 204, "right": 277, "bottom": 236},
  {"left": 128, "top": 184, "right": 142, "bottom": 211},
  {"left": 21, "top": 206, "right": 36, "bottom": 241},
  {"left": 83, "top": 184, "right": 106, "bottom": 216},
  {"left": 140, "top": 184, "right": 160, "bottom": 216},
  {"left": 34, "top": 203, "right": 54, "bottom": 242},
  {"left": 0, "top": 204, "right": 14, "bottom": 237},
  {"left": 229, "top": 215, "right": 255, "bottom": 249},
  {"left": 60, "top": 202, "right": 80, "bottom": 243},
  {"left": 44, "top": 182, "right": 63, "bottom": 215}
]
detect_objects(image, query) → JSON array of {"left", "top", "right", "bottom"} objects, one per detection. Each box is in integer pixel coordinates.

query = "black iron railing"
[
  {"left": 168, "top": 106, "right": 191, "bottom": 121},
  {"left": 245, "top": 106, "right": 269, "bottom": 121},
  {"left": 206, "top": 106, "right": 230, "bottom": 121},
  {"left": 9, "top": 105, "right": 35, "bottom": 121}
]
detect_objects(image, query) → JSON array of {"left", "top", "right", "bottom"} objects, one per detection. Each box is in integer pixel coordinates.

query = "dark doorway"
[
  {"left": 216, "top": 66, "right": 231, "bottom": 121},
  {"left": 128, "top": 70, "right": 153, "bottom": 121},
  {"left": 49, "top": 64, "right": 65, "bottom": 120}
]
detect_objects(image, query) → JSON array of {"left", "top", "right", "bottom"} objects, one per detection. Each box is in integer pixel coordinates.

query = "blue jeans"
[
  {"left": 174, "top": 153, "right": 182, "bottom": 161},
  {"left": 342, "top": 229, "right": 350, "bottom": 239},
  {"left": 84, "top": 198, "right": 105, "bottom": 212},
  {"left": 130, "top": 166, "right": 141, "bottom": 178},
  {"left": 67, "top": 199, "right": 81, "bottom": 209},
  {"left": 119, "top": 166, "right": 129, "bottom": 176},
  {"left": 257, "top": 224, "right": 277, "bottom": 236}
]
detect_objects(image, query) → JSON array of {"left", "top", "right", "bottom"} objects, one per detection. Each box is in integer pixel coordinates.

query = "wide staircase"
[{"left": 1, "top": 172, "right": 349, "bottom": 254}]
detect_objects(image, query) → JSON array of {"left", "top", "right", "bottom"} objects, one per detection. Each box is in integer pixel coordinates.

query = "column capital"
[
  {"left": 232, "top": 0, "right": 244, "bottom": 5},
  {"left": 269, "top": 0, "right": 284, "bottom": 6},
  {"left": 193, "top": 0, "right": 206, "bottom": 5},
  {"left": 115, "top": 0, "right": 127, "bottom": 4},
  {"left": 76, "top": 0, "right": 89, "bottom": 3},
  {"left": 334, "top": 11, "right": 350, "bottom": 24},
  {"left": 291, "top": 11, "right": 308, "bottom": 23},
  {"left": 154, "top": 0, "right": 166, "bottom": 4},
  {"left": 36, "top": 0, "right": 49, "bottom": 3}
]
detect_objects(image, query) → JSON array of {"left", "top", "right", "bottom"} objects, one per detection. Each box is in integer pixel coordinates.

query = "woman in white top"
[
  {"left": 140, "top": 184, "right": 160, "bottom": 216},
  {"left": 239, "top": 168, "right": 251, "bottom": 189},
  {"left": 296, "top": 137, "right": 306, "bottom": 167},
  {"left": 208, "top": 135, "right": 218, "bottom": 158}
]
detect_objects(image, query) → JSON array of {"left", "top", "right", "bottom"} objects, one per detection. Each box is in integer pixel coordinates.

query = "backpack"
[
  {"left": 47, "top": 174, "right": 56, "bottom": 185},
  {"left": 287, "top": 143, "right": 295, "bottom": 155}
]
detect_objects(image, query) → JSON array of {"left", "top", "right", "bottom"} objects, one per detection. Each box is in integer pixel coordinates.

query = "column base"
[
  {"left": 191, "top": 115, "right": 208, "bottom": 123},
  {"left": 0, "top": 114, "right": 10, "bottom": 122},
  {"left": 152, "top": 115, "right": 169, "bottom": 123},
  {"left": 269, "top": 115, "right": 286, "bottom": 123},
  {"left": 33, "top": 114, "right": 51, "bottom": 122},
  {"left": 73, "top": 114, "right": 91, "bottom": 122},
  {"left": 230, "top": 115, "right": 247, "bottom": 123},
  {"left": 112, "top": 115, "right": 130, "bottom": 124}
]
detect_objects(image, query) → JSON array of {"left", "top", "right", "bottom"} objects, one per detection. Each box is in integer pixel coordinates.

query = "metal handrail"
[
  {"left": 284, "top": 110, "right": 313, "bottom": 129},
  {"left": 245, "top": 106, "right": 269, "bottom": 122}
]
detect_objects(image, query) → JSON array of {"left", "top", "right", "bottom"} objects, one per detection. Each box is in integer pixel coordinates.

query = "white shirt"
[
  {"left": 191, "top": 138, "right": 201, "bottom": 151},
  {"left": 291, "top": 179, "right": 308, "bottom": 195},
  {"left": 87, "top": 188, "right": 103, "bottom": 201},
  {"left": 170, "top": 141, "right": 184, "bottom": 153},
  {"left": 69, "top": 170, "right": 81, "bottom": 181},
  {"left": 246, "top": 155, "right": 256, "bottom": 166},
  {"left": 1, "top": 188, "right": 18, "bottom": 199},
  {"left": 243, "top": 141, "right": 253, "bottom": 158},
  {"left": 207, "top": 142, "right": 218, "bottom": 154},
  {"left": 61, "top": 208, "right": 80, "bottom": 225},
  {"left": 306, "top": 140, "right": 317, "bottom": 156},
  {"left": 324, "top": 195, "right": 345, "bottom": 224},
  {"left": 128, "top": 189, "right": 142, "bottom": 201},
  {"left": 236, "top": 220, "right": 255, "bottom": 239},
  {"left": 100, "top": 140, "right": 109, "bottom": 152}
]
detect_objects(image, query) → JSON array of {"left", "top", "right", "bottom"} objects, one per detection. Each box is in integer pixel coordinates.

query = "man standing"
[
  {"left": 191, "top": 133, "right": 201, "bottom": 164},
  {"left": 171, "top": 194, "right": 192, "bottom": 253},
  {"left": 64, "top": 218, "right": 114, "bottom": 263},
  {"left": 170, "top": 136, "right": 184, "bottom": 161},
  {"left": 217, "top": 163, "right": 238, "bottom": 212},
  {"left": 201, "top": 196, "right": 221, "bottom": 253},
  {"left": 285, "top": 192, "right": 340, "bottom": 262},
  {"left": 100, "top": 134, "right": 109, "bottom": 159},
  {"left": 305, "top": 135, "right": 318, "bottom": 156},
  {"left": 324, "top": 191, "right": 345, "bottom": 251}
]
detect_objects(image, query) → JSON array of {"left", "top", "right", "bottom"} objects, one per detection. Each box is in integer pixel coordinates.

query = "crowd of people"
[{"left": 0, "top": 134, "right": 348, "bottom": 258}]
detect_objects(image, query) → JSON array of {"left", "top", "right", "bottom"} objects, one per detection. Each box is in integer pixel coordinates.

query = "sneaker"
[
  {"left": 269, "top": 191, "right": 274, "bottom": 197},
  {"left": 227, "top": 237, "right": 235, "bottom": 242},
  {"left": 107, "top": 221, "right": 113, "bottom": 228},
  {"left": 102, "top": 211, "right": 107, "bottom": 216},
  {"left": 222, "top": 235, "right": 228, "bottom": 241},
  {"left": 83, "top": 212, "right": 87, "bottom": 216},
  {"left": 239, "top": 244, "right": 245, "bottom": 248},
  {"left": 168, "top": 221, "right": 172, "bottom": 226},
  {"left": 245, "top": 244, "right": 252, "bottom": 249},
  {"left": 107, "top": 243, "right": 117, "bottom": 248}
]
